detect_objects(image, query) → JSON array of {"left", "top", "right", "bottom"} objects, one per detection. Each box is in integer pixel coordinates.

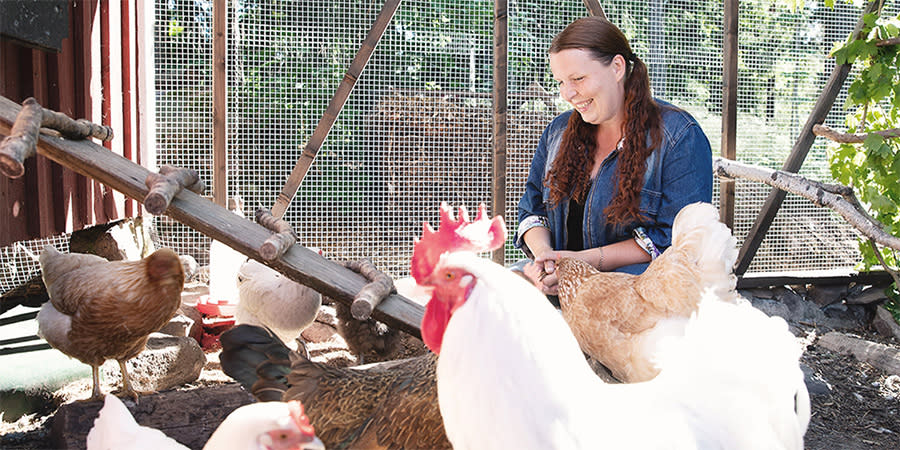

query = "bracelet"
[{"left": 596, "top": 247, "right": 604, "bottom": 271}]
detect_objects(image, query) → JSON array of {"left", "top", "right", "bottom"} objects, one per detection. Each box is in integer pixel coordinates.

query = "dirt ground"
[{"left": 2, "top": 306, "right": 899, "bottom": 449}]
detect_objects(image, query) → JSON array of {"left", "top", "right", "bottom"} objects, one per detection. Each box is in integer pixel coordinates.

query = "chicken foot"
[{"left": 117, "top": 360, "right": 154, "bottom": 403}]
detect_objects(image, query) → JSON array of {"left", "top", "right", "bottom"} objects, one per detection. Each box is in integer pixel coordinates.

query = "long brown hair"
[{"left": 545, "top": 17, "right": 662, "bottom": 225}]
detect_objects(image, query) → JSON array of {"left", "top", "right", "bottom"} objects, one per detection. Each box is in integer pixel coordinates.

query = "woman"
[{"left": 515, "top": 17, "right": 713, "bottom": 296}]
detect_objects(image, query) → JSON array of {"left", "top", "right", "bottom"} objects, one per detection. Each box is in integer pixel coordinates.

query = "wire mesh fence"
[
  {"left": 147, "top": 0, "right": 875, "bottom": 279},
  {"left": 1, "top": 0, "right": 873, "bottom": 295}
]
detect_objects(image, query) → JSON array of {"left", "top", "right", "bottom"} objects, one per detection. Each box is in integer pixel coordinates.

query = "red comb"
[
  {"left": 410, "top": 202, "right": 506, "bottom": 282},
  {"left": 287, "top": 400, "right": 316, "bottom": 437}
]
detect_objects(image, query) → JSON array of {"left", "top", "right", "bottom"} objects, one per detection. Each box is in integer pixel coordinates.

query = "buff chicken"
[
  {"left": 219, "top": 324, "right": 450, "bottom": 449},
  {"left": 37, "top": 245, "right": 185, "bottom": 401},
  {"left": 555, "top": 201, "right": 742, "bottom": 382},
  {"left": 413, "top": 203, "right": 809, "bottom": 449}
]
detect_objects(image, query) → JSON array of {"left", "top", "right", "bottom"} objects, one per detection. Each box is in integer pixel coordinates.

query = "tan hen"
[{"left": 556, "top": 202, "right": 742, "bottom": 382}]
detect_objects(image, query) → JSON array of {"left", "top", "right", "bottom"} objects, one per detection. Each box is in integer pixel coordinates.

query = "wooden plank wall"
[{"left": 0, "top": 0, "right": 146, "bottom": 247}]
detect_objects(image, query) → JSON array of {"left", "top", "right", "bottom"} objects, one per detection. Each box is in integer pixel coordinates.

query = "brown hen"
[
  {"left": 556, "top": 202, "right": 742, "bottom": 383},
  {"left": 37, "top": 245, "right": 185, "bottom": 401},
  {"left": 220, "top": 324, "right": 449, "bottom": 450}
]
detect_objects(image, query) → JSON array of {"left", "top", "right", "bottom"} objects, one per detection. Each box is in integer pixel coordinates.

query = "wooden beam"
[
  {"left": 212, "top": 0, "right": 227, "bottom": 207},
  {"left": 271, "top": 0, "right": 403, "bottom": 218},
  {"left": 736, "top": 270, "right": 894, "bottom": 289},
  {"left": 720, "top": 0, "right": 738, "bottom": 229},
  {"left": 734, "top": 0, "right": 883, "bottom": 275},
  {"left": 582, "top": 0, "right": 607, "bottom": 20},
  {"left": 492, "top": 0, "right": 508, "bottom": 265},
  {"left": 0, "top": 95, "right": 424, "bottom": 339}
]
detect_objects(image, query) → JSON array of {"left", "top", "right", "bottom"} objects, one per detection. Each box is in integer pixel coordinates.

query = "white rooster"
[
  {"left": 86, "top": 394, "right": 325, "bottom": 450},
  {"left": 412, "top": 203, "right": 810, "bottom": 450},
  {"left": 235, "top": 259, "right": 322, "bottom": 350}
]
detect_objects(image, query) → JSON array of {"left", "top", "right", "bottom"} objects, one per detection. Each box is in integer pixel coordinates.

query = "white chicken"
[
  {"left": 413, "top": 203, "right": 810, "bottom": 450},
  {"left": 86, "top": 394, "right": 325, "bottom": 450},
  {"left": 235, "top": 259, "right": 322, "bottom": 350}
]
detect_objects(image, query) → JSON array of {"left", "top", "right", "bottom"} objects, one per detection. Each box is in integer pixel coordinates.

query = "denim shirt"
[{"left": 515, "top": 101, "right": 713, "bottom": 275}]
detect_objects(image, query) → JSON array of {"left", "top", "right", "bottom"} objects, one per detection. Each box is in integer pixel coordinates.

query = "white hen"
[
  {"left": 86, "top": 394, "right": 325, "bottom": 450},
  {"left": 234, "top": 259, "right": 322, "bottom": 350},
  {"left": 413, "top": 203, "right": 810, "bottom": 450}
]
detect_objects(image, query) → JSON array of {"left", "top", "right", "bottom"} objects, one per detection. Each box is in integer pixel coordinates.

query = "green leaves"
[{"left": 826, "top": 6, "right": 900, "bottom": 297}]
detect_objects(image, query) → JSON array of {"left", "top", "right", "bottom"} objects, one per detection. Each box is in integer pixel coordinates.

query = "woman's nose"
[{"left": 560, "top": 84, "right": 575, "bottom": 102}]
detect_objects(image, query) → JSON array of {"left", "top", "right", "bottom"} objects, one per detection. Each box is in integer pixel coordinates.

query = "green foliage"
[{"left": 827, "top": 4, "right": 900, "bottom": 304}]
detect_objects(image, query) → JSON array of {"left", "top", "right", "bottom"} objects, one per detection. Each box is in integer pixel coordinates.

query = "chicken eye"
[{"left": 444, "top": 272, "right": 455, "bottom": 281}]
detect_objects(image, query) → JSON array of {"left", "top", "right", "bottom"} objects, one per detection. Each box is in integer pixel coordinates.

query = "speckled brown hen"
[
  {"left": 220, "top": 324, "right": 449, "bottom": 450},
  {"left": 37, "top": 245, "right": 185, "bottom": 401},
  {"left": 555, "top": 202, "right": 742, "bottom": 383}
]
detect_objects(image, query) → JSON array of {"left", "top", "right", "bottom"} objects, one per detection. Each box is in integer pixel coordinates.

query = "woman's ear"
[{"left": 612, "top": 54, "right": 628, "bottom": 82}]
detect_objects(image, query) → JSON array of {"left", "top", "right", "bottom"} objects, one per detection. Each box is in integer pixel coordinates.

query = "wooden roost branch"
[
  {"left": 0, "top": 97, "right": 113, "bottom": 178},
  {"left": 143, "top": 166, "right": 205, "bottom": 215},
  {"left": 342, "top": 259, "right": 395, "bottom": 320},
  {"left": 255, "top": 208, "right": 297, "bottom": 261}
]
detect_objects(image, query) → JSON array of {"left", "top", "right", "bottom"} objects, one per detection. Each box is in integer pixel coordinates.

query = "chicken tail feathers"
[
  {"left": 219, "top": 324, "right": 291, "bottom": 395},
  {"left": 670, "top": 202, "right": 738, "bottom": 299}
]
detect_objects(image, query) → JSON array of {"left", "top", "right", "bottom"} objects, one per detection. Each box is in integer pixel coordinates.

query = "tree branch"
[
  {"left": 813, "top": 123, "right": 900, "bottom": 144},
  {"left": 713, "top": 157, "right": 900, "bottom": 252},
  {"left": 876, "top": 36, "right": 900, "bottom": 47}
]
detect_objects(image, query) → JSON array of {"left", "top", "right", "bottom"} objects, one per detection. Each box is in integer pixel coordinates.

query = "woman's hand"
[{"left": 526, "top": 249, "right": 598, "bottom": 295}]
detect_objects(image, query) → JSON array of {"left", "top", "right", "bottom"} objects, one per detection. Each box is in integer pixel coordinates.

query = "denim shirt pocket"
[{"left": 639, "top": 188, "right": 663, "bottom": 219}]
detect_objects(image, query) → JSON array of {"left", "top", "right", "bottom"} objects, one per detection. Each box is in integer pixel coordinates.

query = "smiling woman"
[{"left": 513, "top": 16, "right": 714, "bottom": 302}]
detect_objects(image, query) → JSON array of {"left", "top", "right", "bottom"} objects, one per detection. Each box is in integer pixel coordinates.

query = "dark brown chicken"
[
  {"left": 37, "top": 245, "right": 185, "bottom": 401},
  {"left": 220, "top": 324, "right": 449, "bottom": 450}
]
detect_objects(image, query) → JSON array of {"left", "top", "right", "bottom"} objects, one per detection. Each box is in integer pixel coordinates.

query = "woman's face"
[{"left": 549, "top": 48, "right": 626, "bottom": 127}]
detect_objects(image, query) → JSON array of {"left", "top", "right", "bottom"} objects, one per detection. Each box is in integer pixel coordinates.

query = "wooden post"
[
  {"left": 582, "top": 0, "right": 607, "bottom": 20},
  {"left": 720, "top": 0, "right": 738, "bottom": 229},
  {"left": 270, "top": 0, "right": 403, "bottom": 219},
  {"left": 734, "top": 0, "right": 883, "bottom": 275},
  {"left": 212, "top": 0, "right": 227, "bottom": 208},
  {"left": 492, "top": 0, "right": 508, "bottom": 265}
]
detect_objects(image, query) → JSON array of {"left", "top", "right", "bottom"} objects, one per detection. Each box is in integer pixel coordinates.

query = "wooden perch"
[
  {"left": 0, "top": 94, "right": 426, "bottom": 339},
  {"left": 813, "top": 123, "right": 900, "bottom": 144},
  {"left": 0, "top": 98, "right": 43, "bottom": 178},
  {"left": 713, "top": 157, "right": 900, "bottom": 251},
  {"left": 144, "top": 165, "right": 205, "bottom": 215},
  {"left": 818, "top": 331, "right": 900, "bottom": 376},
  {"left": 0, "top": 97, "right": 113, "bottom": 178},
  {"left": 255, "top": 208, "right": 297, "bottom": 261},
  {"left": 342, "top": 258, "right": 395, "bottom": 320}
]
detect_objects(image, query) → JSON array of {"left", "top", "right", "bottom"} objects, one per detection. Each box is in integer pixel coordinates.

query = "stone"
[
  {"left": 806, "top": 284, "right": 848, "bottom": 307},
  {"left": 872, "top": 306, "right": 900, "bottom": 341},
  {"left": 100, "top": 333, "right": 205, "bottom": 393},
  {"left": 158, "top": 314, "right": 194, "bottom": 338},
  {"left": 845, "top": 284, "right": 891, "bottom": 305},
  {"left": 301, "top": 321, "right": 338, "bottom": 344}
]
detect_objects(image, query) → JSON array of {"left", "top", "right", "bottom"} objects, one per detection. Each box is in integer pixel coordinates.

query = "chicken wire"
[{"left": 144, "top": 0, "right": 873, "bottom": 281}]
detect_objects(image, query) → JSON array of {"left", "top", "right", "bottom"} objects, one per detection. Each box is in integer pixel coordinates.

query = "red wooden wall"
[{"left": 0, "top": 0, "right": 150, "bottom": 247}]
